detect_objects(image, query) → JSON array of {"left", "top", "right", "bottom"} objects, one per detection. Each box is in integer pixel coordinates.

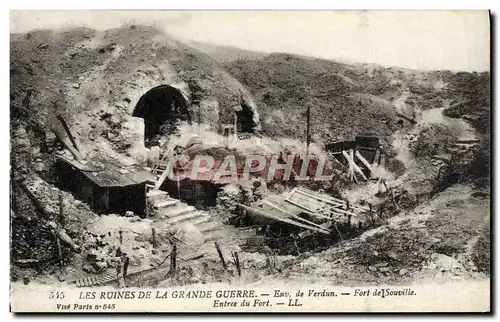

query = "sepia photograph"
[{"left": 9, "top": 10, "right": 491, "bottom": 312}]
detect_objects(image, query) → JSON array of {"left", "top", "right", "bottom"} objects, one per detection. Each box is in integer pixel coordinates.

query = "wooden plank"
[
  {"left": 342, "top": 150, "right": 368, "bottom": 180},
  {"left": 328, "top": 152, "right": 347, "bottom": 169},
  {"left": 322, "top": 205, "right": 357, "bottom": 218},
  {"left": 355, "top": 150, "right": 373, "bottom": 171},
  {"left": 238, "top": 203, "right": 330, "bottom": 235},
  {"left": 51, "top": 127, "right": 83, "bottom": 161},
  {"left": 379, "top": 153, "right": 386, "bottom": 168},
  {"left": 261, "top": 200, "right": 331, "bottom": 231},
  {"left": 289, "top": 193, "right": 325, "bottom": 210},
  {"left": 346, "top": 150, "right": 354, "bottom": 180},
  {"left": 283, "top": 199, "right": 336, "bottom": 221},
  {"left": 283, "top": 198, "right": 315, "bottom": 213},
  {"left": 295, "top": 189, "right": 344, "bottom": 208},
  {"left": 351, "top": 148, "right": 366, "bottom": 181},
  {"left": 372, "top": 149, "right": 381, "bottom": 167},
  {"left": 57, "top": 115, "right": 81, "bottom": 153},
  {"left": 296, "top": 188, "right": 369, "bottom": 212}
]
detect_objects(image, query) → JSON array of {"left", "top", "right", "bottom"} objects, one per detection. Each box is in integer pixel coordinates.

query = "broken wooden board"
[{"left": 237, "top": 203, "right": 330, "bottom": 235}]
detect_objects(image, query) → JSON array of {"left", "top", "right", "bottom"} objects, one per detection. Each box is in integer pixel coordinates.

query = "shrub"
[{"left": 410, "top": 124, "right": 455, "bottom": 160}]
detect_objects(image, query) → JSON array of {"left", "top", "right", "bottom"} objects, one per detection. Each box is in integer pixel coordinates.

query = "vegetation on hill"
[{"left": 224, "top": 53, "right": 402, "bottom": 144}]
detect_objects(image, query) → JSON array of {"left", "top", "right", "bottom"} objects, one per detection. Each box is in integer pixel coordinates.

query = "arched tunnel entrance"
[
  {"left": 132, "top": 85, "right": 191, "bottom": 147},
  {"left": 236, "top": 101, "right": 256, "bottom": 134}
]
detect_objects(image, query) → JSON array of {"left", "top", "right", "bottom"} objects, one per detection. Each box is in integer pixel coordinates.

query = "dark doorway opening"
[
  {"left": 132, "top": 85, "right": 191, "bottom": 147},
  {"left": 236, "top": 102, "right": 256, "bottom": 134},
  {"left": 161, "top": 179, "right": 223, "bottom": 210}
]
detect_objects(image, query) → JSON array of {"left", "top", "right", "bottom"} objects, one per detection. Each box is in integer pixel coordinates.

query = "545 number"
[{"left": 49, "top": 291, "right": 65, "bottom": 299}]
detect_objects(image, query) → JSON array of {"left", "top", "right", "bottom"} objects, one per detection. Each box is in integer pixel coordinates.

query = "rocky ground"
[{"left": 10, "top": 25, "right": 490, "bottom": 290}]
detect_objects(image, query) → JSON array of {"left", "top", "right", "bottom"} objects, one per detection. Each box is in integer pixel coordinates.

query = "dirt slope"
[
  {"left": 10, "top": 25, "right": 261, "bottom": 162},
  {"left": 267, "top": 184, "right": 489, "bottom": 286},
  {"left": 224, "top": 54, "right": 490, "bottom": 146}
]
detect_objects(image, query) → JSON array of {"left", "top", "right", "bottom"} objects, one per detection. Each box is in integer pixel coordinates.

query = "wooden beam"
[
  {"left": 372, "top": 149, "right": 381, "bottom": 167},
  {"left": 295, "top": 188, "right": 369, "bottom": 213},
  {"left": 379, "top": 153, "right": 386, "bottom": 168},
  {"left": 322, "top": 204, "right": 359, "bottom": 218},
  {"left": 57, "top": 114, "right": 81, "bottom": 153},
  {"left": 214, "top": 242, "right": 227, "bottom": 270},
  {"left": 283, "top": 199, "right": 337, "bottom": 222},
  {"left": 51, "top": 127, "right": 83, "bottom": 161},
  {"left": 355, "top": 150, "right": 372, "bottom": 171},
  {"left": 329, "top": 152, "right": 346, "bottom": 169},
  {"left": 283, "top": 198, "right": 315, "bottom": 213},
  {"left": 306, "top": 104, "right": 311, "bottom": 154},
  {"left": 342, "top": 150, "right": 368, "bottom": 180},
  {"left": 261, "top": 200, "right": 331, "bottom": 231},
  {"left": 347, "top": 150, "right": 354, "bottom": 180},
  {"left": 237, "top": 203, "right": 330, "bottom": 235}
]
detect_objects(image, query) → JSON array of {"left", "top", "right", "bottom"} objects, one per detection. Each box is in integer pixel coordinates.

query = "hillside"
[
  {"left": 10, "top": 23, "right": 491, "bottom": 298},
  {"left": 10, "top": 25, "right": 261, "bottom": 161},
  {"left": 187, "top": 40, "right": 268, "bottom": 64},
  {"left": 224, "top": 54, "right": 490, "bottom": 147}
]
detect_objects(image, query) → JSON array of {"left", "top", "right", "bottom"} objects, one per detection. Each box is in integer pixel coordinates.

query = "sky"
[{"left": 10, "top": 10, "right": 490, "bottom": 71}]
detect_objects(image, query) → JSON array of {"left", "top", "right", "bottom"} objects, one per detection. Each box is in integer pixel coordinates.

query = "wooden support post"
[
  {"left": 346, "top": 199, "right": 353, "bottom": 227},
  {"left": 123, "top": 256, "right": 130, "bottom": 281},
  {"left": 333, "top": 221, "right": 344, "bottom": 242},
  {"left": 306, "top": 104, "right": 311, "bottom": 154},
  {"left": 292, "top": 235, "right": 300, "bottom": 256},
  {"left": 350, "top": 149, "right": 355, "bottom": 181},
  {"left": 372, "top": 149, "right": 381, "bottom": 167},
  {"left": 214, "top": 242, "right": 227, "bottom": 270},
  {"left": 355, "top": 150, "right": 373, "bottom": 171},
  {"left": 54, "top": 232, "right": 63, "bottom": 268},
  {"left": 151, "top": 228, "right": 157, "bottom": 248},
  {"left": 343, "top": 150, "right": 368, "bottom": 181},
  {"left": 116, "top": 257, "right": 125, "bottom": 288},
  {"left": 119, "top": 230, "right": 123, "bottom": 245},
  {"left": 232, "top": 251, "right": 241, "bottom": 277},
  {"left": 379, "top": 205, "right": 384, "bottom": 220},
  {"left": 348, "top": 150, "right": 353, "bottom": 181},
  {"left": 58, "top": 193, "right": 65, "bottom": 228},
  {"left": 170, "top": 243, "right": 177, "bottom": 277},
  {"left": 116, "top": 260, "right": 121, "bottom": 280},
  {"left": 234, "top": 113, "right": 238, "bottom": 143}
]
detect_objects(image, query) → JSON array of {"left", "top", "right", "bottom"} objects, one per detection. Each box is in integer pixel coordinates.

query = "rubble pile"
[
  {"left": 81, "top": 214, "right": 172, "bottom": 273},
  {"left": 216, "top": 181, "right": 268, "bottom": 210}
]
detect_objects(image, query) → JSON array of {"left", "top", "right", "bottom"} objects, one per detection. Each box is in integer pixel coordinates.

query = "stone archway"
[{"left": 132, "top": 85, "right": 191, "bottom": 147}]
